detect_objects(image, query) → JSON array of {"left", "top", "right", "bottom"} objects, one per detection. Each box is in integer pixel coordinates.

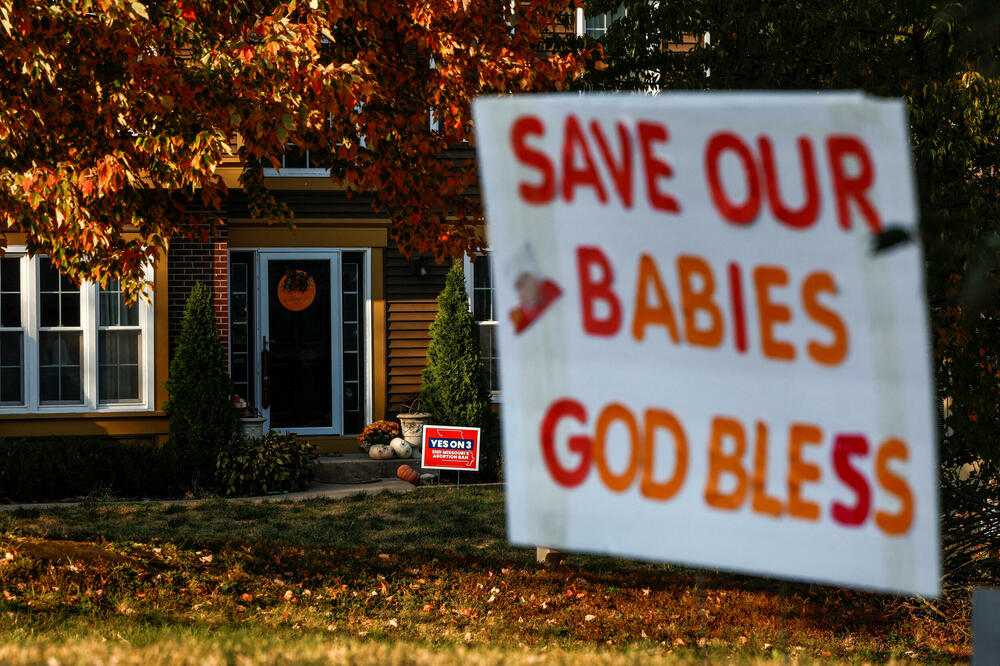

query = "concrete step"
[{"left": 313, "top": 453, "right": 437, "bottom": 485}]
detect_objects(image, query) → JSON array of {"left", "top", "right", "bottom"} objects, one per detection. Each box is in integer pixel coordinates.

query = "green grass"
[{"left": 0, "top": 487, "right": 970, "bottom": 664}]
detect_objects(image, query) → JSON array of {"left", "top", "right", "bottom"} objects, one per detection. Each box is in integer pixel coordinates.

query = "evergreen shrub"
[
  {"left": 420, "top": 261, "right": 500, "bottom": 479},
  {"left": 165, "top": 282, "right": 238, "bottom": 485}
]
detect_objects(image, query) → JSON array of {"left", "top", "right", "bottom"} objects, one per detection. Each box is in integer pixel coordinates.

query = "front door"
[{"left": 259, "top": 252, "right": 342, "bottom": 435}]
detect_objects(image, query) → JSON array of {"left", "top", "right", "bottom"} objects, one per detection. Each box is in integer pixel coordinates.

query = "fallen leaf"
[{"left": 585, "top": 614, "right": 596, "bottom": 622}]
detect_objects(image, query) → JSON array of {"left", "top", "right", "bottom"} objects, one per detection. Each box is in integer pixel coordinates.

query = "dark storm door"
[{"left": 260, "top": 252, "right": 342, "bottom": 434}]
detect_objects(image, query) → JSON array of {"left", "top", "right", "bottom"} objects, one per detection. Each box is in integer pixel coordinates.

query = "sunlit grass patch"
[{"left": 0, "top": 487, "right": 970, "bottom": 664}]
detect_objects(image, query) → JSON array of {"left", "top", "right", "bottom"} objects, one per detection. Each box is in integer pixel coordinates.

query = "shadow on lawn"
[{"left": 0, "top": 488, "right": 969, "bottom": 662}]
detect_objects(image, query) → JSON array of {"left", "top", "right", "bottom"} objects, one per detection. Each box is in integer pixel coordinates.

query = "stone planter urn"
[
  {"left": 397, "top": 412, "right": 430, "bottom": 453},
  {"left": 239, "top": 416, "right": 267, "bottom": 440}
]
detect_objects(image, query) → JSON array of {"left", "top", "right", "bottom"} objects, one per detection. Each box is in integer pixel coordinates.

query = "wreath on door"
[{"left": 277, "top": 269, "right": 316, "bottom": 311}]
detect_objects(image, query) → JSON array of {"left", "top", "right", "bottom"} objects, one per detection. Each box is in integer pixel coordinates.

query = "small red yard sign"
[{"left": 422, "top": 425, "right": 480, "bottom": 471}]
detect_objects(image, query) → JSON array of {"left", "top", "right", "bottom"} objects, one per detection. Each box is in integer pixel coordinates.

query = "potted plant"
[
  {"left": 396, "top": 398, "right": 431, "bottom": 453},
  {"left": 233, "top": 395, "right": 267, "bottom": 440},
  {"left": 358, "top": 420, "right": 401, "bottom": 459}
]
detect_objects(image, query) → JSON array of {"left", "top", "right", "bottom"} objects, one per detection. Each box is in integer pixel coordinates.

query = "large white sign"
[{"left": 473, "top": 93, "right": 939, "bottom": 597}]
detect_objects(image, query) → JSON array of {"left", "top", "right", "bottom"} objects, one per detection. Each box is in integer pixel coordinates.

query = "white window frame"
[
  {"left": 0, "top": 254, "right": 27, "bottom": 406},
  {"left": 260, "top": 148, "right": 331, "bottom": 178},
  {"left": 463, "top": 253, "right": 501, "bottom": 403},
  {"left": 261, "top": 109, "right": 366, "bottom": 177},
  {"left": 96, "top": 278, "right": 145, "bottom": 405},
  {"left": 0, "top": 248, "right": 155, "bottom": 414},
  {"left": 576, "top": 5, "right": 627, "bottom": 38}
]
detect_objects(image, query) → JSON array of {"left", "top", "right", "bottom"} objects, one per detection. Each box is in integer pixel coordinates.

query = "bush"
[
  {"left": 165, "top": 282, "right": 238, "bottom": 485},
  {"left": 420, "top": 261, "right": 500, "bottom": 480},
  {"left": 0, "top": 436, "right": 178, "bottom": 501},
  {"left": 215, "top": 430, "right": 318, "bottom": 497}
]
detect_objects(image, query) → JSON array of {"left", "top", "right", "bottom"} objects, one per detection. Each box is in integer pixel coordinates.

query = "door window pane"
[
  {"left": 342, "top": 292, "right": 358, "bottom": 322},
  {"left": 343, "top": 263, "right": 358, "bottom": 292}
]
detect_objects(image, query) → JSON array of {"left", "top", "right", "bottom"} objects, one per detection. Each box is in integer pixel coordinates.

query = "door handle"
[{"left": 261, "top": 336, "right": 270, "bottom": 410}]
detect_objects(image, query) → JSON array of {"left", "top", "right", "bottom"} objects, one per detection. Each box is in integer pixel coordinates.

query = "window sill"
[
  {"left": 0, "top": 408, "right": 163, "bottom": 419},
  {"left": 261, "top": 168, "right": 331, "bottom": 178}
]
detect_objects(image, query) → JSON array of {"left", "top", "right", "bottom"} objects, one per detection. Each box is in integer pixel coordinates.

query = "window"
[
  {"left": 261, "top": 145, "right": 330, "bottom": 177},
  {"left": 97, "top": 279, "right": 141, "bottom": 402},
  {"left": 0, "top": 257, "right": 23, "bottom": 405},
  {"left": 261, "top": 111, "right": 364, "bottom": 177},
  {"left": 229, "top": 252, "right": 255, "bottom": 406},
  {"left": 341, "top": 251, "right": 366, "bottom": 434},
  {"left": 0, "top": 251, "right": 154, "bottom": 413},
  {"left": 465, "top": 254, "right": 500, "bottom": 398},
  {"left": 576, "top": 5, "right": 627, "bottom": 39},
  {"left": 38, "top": 258, "right": 83, "bottom": 403}
]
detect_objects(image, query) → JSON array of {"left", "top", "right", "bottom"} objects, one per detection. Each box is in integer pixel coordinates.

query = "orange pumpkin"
[
  {"left": 397, "top": 464, "right": 420, "bottom": 485},
  {"left": 277, "top": 270, "right": 316, "bottom": 311}
]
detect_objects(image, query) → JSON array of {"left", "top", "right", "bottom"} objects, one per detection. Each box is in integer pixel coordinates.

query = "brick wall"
[{"left": 167, "top": 226, "right": 229, "bottom": 361}]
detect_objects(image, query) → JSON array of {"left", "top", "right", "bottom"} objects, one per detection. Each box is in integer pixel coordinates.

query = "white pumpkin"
[
  {"left": 368, "top": 444, "right": 394, "bottom": 460},
  {"left": 389, "top": 437, "right": 412, "bottom": 459}
]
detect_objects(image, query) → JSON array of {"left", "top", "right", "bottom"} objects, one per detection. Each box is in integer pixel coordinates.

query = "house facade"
[
  {"left": 215, "top": 164, "right": 458, "bottom": 453},
  {"left": 0, "top": 162, "right": 462, "bottom": 453},
  {"left": 0, "top": 7, "right": 640, "bottom": 450}
]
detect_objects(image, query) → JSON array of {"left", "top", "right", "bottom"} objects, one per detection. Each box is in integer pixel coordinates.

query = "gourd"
[
  {"left": 389, "top": 437, "right": 412, "bottom": 459},
  {"left": 368, "top": 444, "right": 394, "bottom": 460},
  {"left": 397, "top": 464, "right": 420, "bottom": 485}
]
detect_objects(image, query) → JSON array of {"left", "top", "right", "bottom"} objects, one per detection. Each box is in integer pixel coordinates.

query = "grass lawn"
[{"left": 0, "top": 487, "right": 969, "bottom": 664}]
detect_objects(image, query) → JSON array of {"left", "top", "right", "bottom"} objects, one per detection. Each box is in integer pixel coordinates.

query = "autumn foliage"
[{"left": 0, "top": 0, "right": 586, "bottom": 299}]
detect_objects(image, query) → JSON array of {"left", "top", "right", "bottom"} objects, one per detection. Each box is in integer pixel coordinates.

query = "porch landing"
[{"left": 314, "top": 453, "right": 436, "bottom": 485}]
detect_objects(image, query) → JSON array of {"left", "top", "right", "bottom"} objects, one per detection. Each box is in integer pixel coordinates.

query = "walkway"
[{"left": 0, "top": 478, "right": 415, "bottom": 512}]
